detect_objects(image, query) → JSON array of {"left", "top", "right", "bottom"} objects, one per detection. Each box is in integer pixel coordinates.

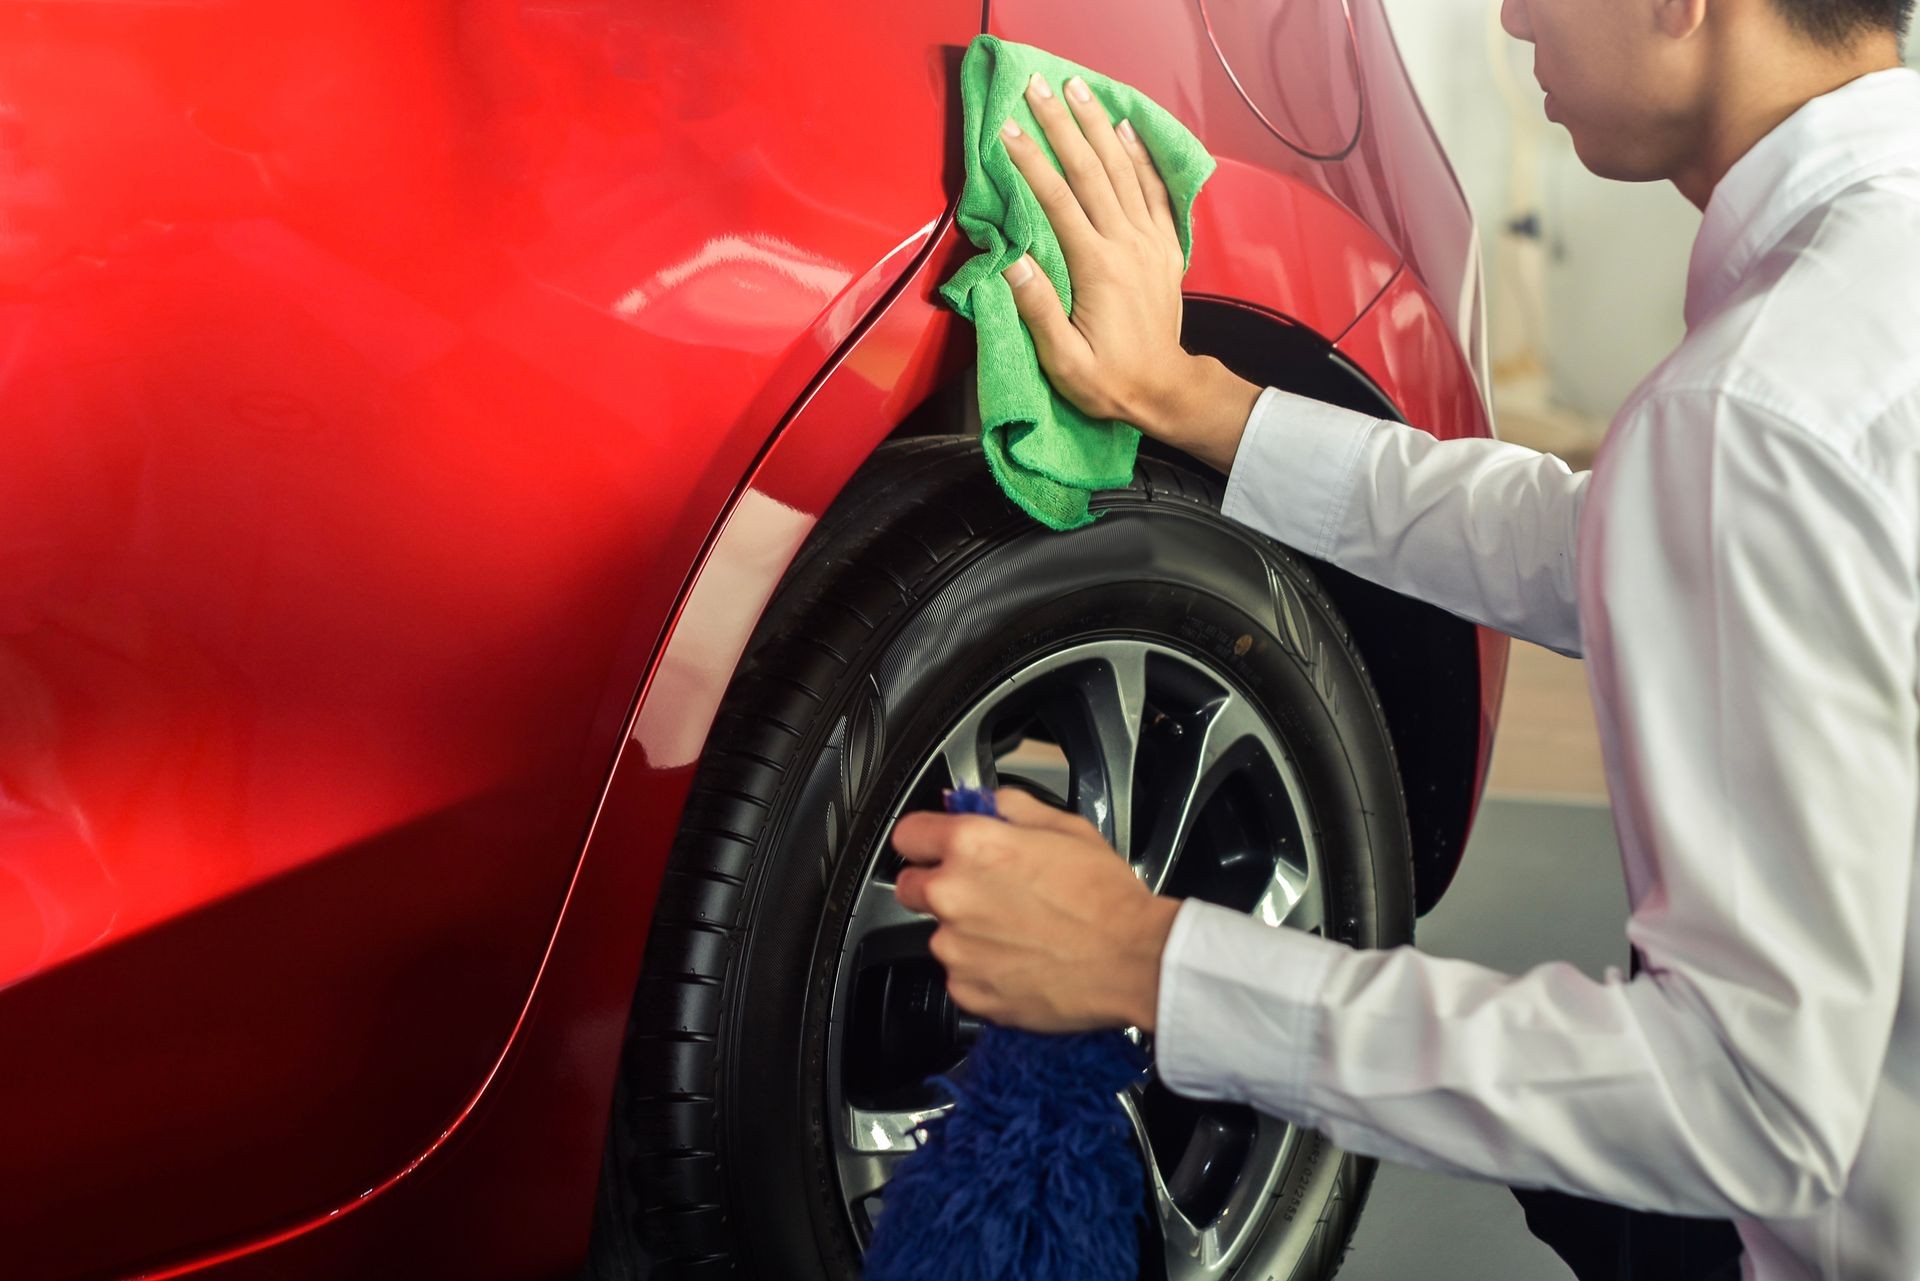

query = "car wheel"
[{"left": 588, "top": 435, "right": 1414, "bottom": 1280}]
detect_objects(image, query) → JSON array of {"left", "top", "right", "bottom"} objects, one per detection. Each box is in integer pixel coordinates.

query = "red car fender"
[
  {"left": 139, "top": 212, "right": 979, "bottom": 1281},
  {"left": 1184, "top": 157, "right": 1401, "bottom": 344},
  {"left": 0, "top": 1, "right": 982, "bottom": 1277},
  {"left": 1334, "top": 266, "right": 1510, "bottom": 805}
]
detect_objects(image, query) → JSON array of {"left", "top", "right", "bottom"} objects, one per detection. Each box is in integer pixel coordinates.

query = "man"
[{"left": 889, "top": 0, "right": 1920, "bottom": 1277}]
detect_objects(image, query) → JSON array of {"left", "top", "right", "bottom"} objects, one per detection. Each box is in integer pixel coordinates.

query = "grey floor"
[{"left": 1339, "top": 797, "right": 1630, "bottom": 1281}]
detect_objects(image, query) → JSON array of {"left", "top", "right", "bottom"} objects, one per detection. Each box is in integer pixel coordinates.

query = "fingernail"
[
  {"left": 1066, "top": 76, "right": 1092, "bottom": 104},
  {"left": 1001, "top": 117, "right": 1021, "bottom": 140},
  {"left": 1118, "top": 118, "right": 1137, "bottom": 144},
  {"left": 1003, "top": 255, "right": 1033, "bottom": 287},
  {"left": 1028, "top": 72, "right": 1053, "bottom": 100}
]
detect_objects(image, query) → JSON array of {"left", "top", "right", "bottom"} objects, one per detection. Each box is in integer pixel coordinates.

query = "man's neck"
[{"left": 1671, "top": 34, "right": 1903, "bottom": 210}]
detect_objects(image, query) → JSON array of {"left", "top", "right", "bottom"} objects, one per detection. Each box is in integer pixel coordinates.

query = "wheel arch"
[{"left": 1169, "top": 298, "right": 1484, "bottom": 914}]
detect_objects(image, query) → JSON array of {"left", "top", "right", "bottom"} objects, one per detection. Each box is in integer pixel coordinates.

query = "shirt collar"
[{"left": 1686, "top": 67, "right": 1920, "bottom": 328}]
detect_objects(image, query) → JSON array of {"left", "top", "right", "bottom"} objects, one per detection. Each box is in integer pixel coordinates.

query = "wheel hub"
[{"left": 845, "top": 959, "right": 980, "bottom": 1100}]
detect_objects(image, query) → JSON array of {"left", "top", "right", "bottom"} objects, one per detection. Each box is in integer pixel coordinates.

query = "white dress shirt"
[{"left": 1159, "top": 69, "right": 1920, "bottom": 1281}]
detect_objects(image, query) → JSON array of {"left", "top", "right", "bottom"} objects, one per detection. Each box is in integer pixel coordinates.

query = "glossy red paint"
[
  {"left": 0, "top": 1, "right": 1504, "bottom": 1278},
  {"left": 0, "top": 0, "right": 975, "bottom": 1276},
  {"left": 1183, "top": 157, "right": 1401, "bottom": 342},
  {"left": 988, "top": 0, "right": 1490, "bottom": 387},
  {"left": 127, "top": 210, "right": 986, "bottom": 1281},
  {"left": 1198, "top": 0, "right": 1365, "bottom": 160}
]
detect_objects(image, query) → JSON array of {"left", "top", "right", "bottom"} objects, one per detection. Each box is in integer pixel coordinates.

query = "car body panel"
[
  {"left": 1184, "top": 157, "right": 1400, "bottom": 342},
  {"left": 991, "top": 0, "right": 1389, "bottom": 336},
  {"left": 1197, "top": 0, "right": 1365, "bottom": 160},
  {"left": 0, "top": 1, "right": 1502, "bottom": 1278},
  {"left": 133, "top": 200, "right": 985, "bottom": 1281},
  {"left": 991, "top": 0, "right": 1487, "bottom": 385},
  {"left": 0, "top": 0, "right": 975, "bottom": 1275}
]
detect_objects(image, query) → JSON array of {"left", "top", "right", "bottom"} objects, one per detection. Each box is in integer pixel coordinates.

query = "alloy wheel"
[{"left": 825, "top": 638, "right": 1327, "bottom": 1279}]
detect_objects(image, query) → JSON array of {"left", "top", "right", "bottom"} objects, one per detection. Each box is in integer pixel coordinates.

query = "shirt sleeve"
[
  {"left": 1162, "top": 388, "right": 1917, "bottom": 1219},
  {"left": 1221, "top": 387, "right": 1591, "bottom": 656}
]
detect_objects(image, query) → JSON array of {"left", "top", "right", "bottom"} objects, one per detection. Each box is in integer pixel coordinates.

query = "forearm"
[
  {"left": 1157, "top": 903, "right": 1857, "bottom": 1218},
  {"left": 1133, "top": 352, "right": 1263, "bottom": 474},
  {"left": 1117, "top": 894, "right": 1184, "bottom": 1032},
  {"left": 1220, "top": 388, "right": 1590, "bottom": 655},
  {"left": 1139, "top": 352, "right": 1591, "bottom": 653}
]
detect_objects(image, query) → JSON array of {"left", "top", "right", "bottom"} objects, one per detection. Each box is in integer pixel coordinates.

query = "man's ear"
[{"left": 1653, "top": 0, "right": 1710, "bottom": 39}]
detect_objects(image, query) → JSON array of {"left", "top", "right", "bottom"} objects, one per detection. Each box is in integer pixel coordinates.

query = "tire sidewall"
[{"left": 722, "top": 495, "right": 1411, "bottom": 1278}]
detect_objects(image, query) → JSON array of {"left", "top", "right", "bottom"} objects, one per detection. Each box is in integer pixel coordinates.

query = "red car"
[{"left": 0, "top": 1, "right": 1505, "bottom": 1278}]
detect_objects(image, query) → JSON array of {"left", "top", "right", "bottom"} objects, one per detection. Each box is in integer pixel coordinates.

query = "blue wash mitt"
[{"left": 862, "top": 788, "right": 1149, "bottom": 1281}]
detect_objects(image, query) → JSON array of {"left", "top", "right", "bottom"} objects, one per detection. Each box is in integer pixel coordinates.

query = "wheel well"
[{"left": 887, "top": 300, "right": 1482, "bottom": 914}]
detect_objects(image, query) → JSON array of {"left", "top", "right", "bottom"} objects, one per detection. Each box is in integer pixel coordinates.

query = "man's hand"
[
  {"left": 999, "top": 72, "right": 1261, "bottom": 473},
  {"left": 891, "top": 787, "right": 1182, "bottom": 1033}
]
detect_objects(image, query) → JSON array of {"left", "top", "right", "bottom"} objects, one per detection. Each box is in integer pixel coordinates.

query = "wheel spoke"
[
  {"left": 1120, "top": 1091, "right": 1215, "bottom": 1278},
  {"left": 837, "top": 1151, "right": 903, "bottom": 1209},
  {"left": 844, "top": 1101, "right": 953, "bottom": 1156},
  {"left": 1134, "top": 691, "right": 1272, "bottom": 892},
  {"left": 1123, "top": 1087, "right": 1299, "bottom": 1279},
  {"left": 831, "top": 639, "right": 1327, "bottom": 1265},
  {"left": 937, "top": 704, "right": 996, "bottom": 792},
  {"left": 1068, "top": 646, "right": 1148, "bottom": 858},
  {"left": 837, "top": 1100, "right": 954, "bottom": 1205},
  {"left": 1253, "top": 853, "right": 1322, "bottom": 935},
  {"left": 1118, "top": 1090, "right": 1183, "bottom": 1231}
]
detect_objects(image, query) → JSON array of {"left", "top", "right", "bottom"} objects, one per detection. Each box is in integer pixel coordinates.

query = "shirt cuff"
[
  {"left": 1154, "top": 898, "right": 1343, "bottom": 1121},
  {"left": 1221, "top": 386, "right": 1381, "bottom": 560}
]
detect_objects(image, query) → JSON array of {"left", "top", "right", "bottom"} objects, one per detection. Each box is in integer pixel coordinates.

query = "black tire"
[{"left": 587, "top": 436, "right": 1414, "bottom": 1280}]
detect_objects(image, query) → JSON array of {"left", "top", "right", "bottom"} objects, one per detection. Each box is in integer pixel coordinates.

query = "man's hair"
[{"left": 1774, "top": 0, "right": 1916, "bottom": 44}]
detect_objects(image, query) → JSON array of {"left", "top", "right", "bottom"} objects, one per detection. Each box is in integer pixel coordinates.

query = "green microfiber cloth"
[{"left": 939, "top": 35, "right": 1217, "bottom": 531}]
